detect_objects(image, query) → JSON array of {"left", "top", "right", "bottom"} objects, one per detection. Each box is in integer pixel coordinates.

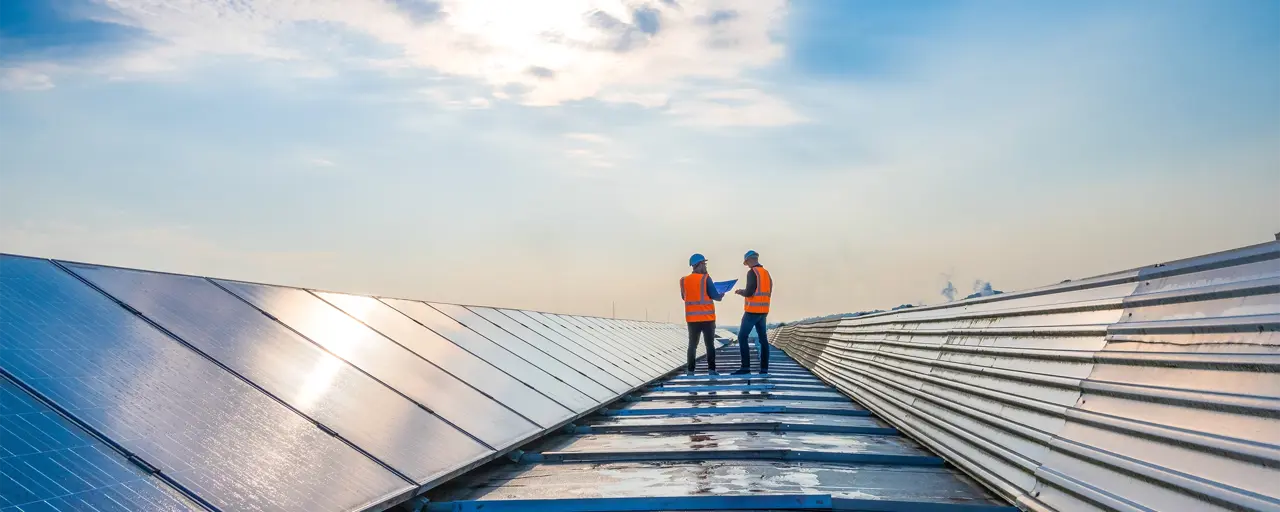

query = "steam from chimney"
[{"left": 940, "top": 281, "right": 958, "bottom": 302}]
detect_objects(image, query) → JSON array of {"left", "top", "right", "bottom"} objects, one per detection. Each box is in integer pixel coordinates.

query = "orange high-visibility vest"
[
  {"left": 744, "top": 266, "right": 772, "bottom": 314},
  {"left": 681, "top": 273, "right": 716, "bottom": 323}
]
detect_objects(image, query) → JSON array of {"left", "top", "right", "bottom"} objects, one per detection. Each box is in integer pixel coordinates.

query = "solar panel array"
[{"left": 0, "top": 255, "right": 696, "bottom": 512}]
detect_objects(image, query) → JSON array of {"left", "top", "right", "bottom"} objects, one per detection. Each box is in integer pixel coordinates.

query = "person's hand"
[{"left": 734, "top": 289, "right": 747, "bottom": 296}]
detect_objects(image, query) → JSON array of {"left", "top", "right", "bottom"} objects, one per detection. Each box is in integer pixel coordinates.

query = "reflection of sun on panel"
[
  {"left": 295, "top": 354, "right": 344, "bottom": 410},
  {"left": 290, "top": 294, "right": 369, "bottom": 408}
]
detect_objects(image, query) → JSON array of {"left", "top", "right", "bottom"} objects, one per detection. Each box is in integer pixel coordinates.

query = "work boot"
[
  {"left": 730, "top": 368, "right": 751, "bottom": 375},
  {"left": 708, "top": 370, "right": 719, "bottom": 376},
  {"left": 686, "top": 370, "right": 694, "bottom": 377}
]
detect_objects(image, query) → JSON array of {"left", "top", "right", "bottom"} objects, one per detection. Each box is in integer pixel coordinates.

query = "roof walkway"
[{"left": 425, "top": 343, "right": 1015, "bottom": 511}]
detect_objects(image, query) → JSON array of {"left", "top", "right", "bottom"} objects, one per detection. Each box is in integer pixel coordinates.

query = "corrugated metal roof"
[
  {"left": 425, "top": 344, "right": 1015, "bottom": 511},
  {"left": 772, "top": 240, "right": 1280, "bottom": 512}
]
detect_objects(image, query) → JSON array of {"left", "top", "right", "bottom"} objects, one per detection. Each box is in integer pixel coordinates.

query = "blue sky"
[{"left": 2, "top": 0, "right": 1278, "bottom": 321}]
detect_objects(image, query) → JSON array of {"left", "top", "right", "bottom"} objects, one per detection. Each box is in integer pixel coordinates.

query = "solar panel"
[
  {"left": 515, "top": 311, "right": 664, "bottom": 381},
  {"left": 428, "top": 303, "right": 616, "bottom": 402},
  {"left": 626, "top": 320, "right": 688, "bottom": 361},
  {"left": 1, "top": 256, "right": 410, "bottom": 511},
  {"left": 61, "top": 263, "right": 489, "bottom": 487},
  {"left": 575, "top": 316, "right": 680, "bottom": 369},
  {"left": 213, "top": 281, "right": 539, "bottom": 450},
  {"left": 494, "top": 309, "right": 648, "bottom": 387},
  {"left": 0, "top": 376, "right": 201, "bottom": 512},
  {"left": 313, "top": 291, "right": 573, "bottom": 429},
  {"left": 632, "top": 320, "right": 695, "bottom": 360},
  {"left": 580, "top": 317, "right": 681, "bottom": 366},
  {"left": 381, "top": 299, "right": 595, "bottom": 414},
  {"left": 467, "top": 307, "right": 632, "bottom": 394},
  {"left": 544, "top": 314, "right": 668, "bottom": 377},
  {"left": 617, "top": 318, "right": 686, "bottom": 364}
]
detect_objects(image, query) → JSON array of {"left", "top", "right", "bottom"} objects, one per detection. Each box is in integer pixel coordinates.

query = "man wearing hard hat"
[
  {"left": 680, "top": 253, "right": 725, "bottom": 376},
  {"left": 732, "top": 250, "right": 772, "bottom": 375}
]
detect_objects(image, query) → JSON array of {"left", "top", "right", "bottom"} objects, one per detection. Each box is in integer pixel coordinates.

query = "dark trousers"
[
  {"left": 737, "top": 312, "right": 769, "bottom": 372},
  {"left": 687, "top": 321, "right": 716, "bottom": 372}
]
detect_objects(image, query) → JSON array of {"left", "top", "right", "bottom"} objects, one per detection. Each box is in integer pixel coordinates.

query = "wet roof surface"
[{"left": 426, "top": 345, "right": 1015, "bottom": 511}]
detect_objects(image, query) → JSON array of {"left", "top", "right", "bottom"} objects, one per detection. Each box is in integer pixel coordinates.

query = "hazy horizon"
[{"left": 3, "top": 1, "right": 1278, "bottom": 322}]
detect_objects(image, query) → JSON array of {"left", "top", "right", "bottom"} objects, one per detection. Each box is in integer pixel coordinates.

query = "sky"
[{"left": 1, "top": 0, "right": 1278, "bottom": 323}]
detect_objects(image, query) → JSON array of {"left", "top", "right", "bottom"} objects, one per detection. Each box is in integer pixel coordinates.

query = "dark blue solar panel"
[
  {"left": 467, "top": 307, "right": 632, "bottom": 395},
  {"left": 213, "top": 281, "right": 537, "bottom": 450},
  {"left": 429, "top": 303, "right": 616, "bottom": 403},
  {"left": 493, "top": 309, "right": 648, "bottom": 387},
  {"left": 381, "top": 299, "right": 595, "bottom": 414},
  {"left": 0, "top": 256, "right": 411, "bottom": 511},
  {"left": 60, "top": 263, "right": 489, "bottom": 487},
  {"left": 0, "top": 377, "right": 199, "bottom": 512},
  {"left": 313, "top": 292, "right": 573, "bottom": 429}
]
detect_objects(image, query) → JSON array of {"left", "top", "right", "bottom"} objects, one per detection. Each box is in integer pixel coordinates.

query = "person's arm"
[
  {"left": 705, "top": 275, "right": 725, "bottom": 301},
  {"left": 679, "top": 277, "right": 686, "bottom": 301},
  {"left": 736, "top": 268, "right": 758, "bottom": 297}
]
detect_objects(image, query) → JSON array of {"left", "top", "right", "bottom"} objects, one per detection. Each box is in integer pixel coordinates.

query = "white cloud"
[
  {"left": 563, "top": 148, "right": 615, "bottom": 169},
  {"left": 417, "top": 87, "right": 493, "bottom": 109},
  {"left": 667, "top": 88, "right": 806, "bottom": 127},
  {"left": 28, "top": 0, "right": 788, "bottom": 121},
  {"left": 564, "top": 132, "right": 612, "bottom": 144},
  {"left": 306, "top": 157, "right": 337, "bottom": 167},
  {"left": 0, "top": 68, "right": 56, "bottom": 91}
]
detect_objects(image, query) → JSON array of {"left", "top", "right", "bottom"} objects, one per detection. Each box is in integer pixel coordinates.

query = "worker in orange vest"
[
  {"left": 681, "top": 253, "right": 725, "bottom": 376},
  {"left": 732, "top": 250, "right": 772, "bottom": 375}
]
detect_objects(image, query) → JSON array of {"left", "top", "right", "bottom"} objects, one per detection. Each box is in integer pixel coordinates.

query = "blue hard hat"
[
  {"left": 743, "top": 250, "right": 759, "bottom": 260},
  {"left": 689, "top": 253, "right": 707, "bottom": 266}
]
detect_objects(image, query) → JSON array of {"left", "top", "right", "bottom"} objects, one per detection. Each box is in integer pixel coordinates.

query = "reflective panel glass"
[
  {"left": 521, "top": 312, "right": 664, "bottom": 380},
  {"left": 382, "top": 299, "right": 594, "bottom": 414},
  {"left": 63, "top": 263, "right": 487, "bottom": 486},
  {"left": 572, "top": 316, "right": 677, "bottom": 368},
  {"left": 495, "top": 309, "right": 647, "bottom": 387},
  {"left": 2, "top": 257, "right": 409, "bottom": 511},
  {"left": 468, "top": 307, "right": 631, "bottom": 394},
  {"left": 0, "top": 377, "right": 200, "bottom": 512},
  {"left": 510, "top": 311, "right": 652, "bottom": 382},
  {"left": 216, "top": 281, "right": 535, "bottom": 450},
  {"left": 581, "top": 317, "right": 679, "bottom": 365},
  {"left": 315, "top": 292, "right": 571, "bottom": 429},
  {"left": 429, "top": 303, "right": 614, "bottom": 402},
  {"left": 549, "top": 314, "right": 668, "bottom": 377}
]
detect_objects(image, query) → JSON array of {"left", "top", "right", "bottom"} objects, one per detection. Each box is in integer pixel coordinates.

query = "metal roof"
[
  {"left": 772, "top": 240, "right": 1280, "bottom": 512},
  {"left": 425, "top": 343, "right": 1015, "bottom": 511}
]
